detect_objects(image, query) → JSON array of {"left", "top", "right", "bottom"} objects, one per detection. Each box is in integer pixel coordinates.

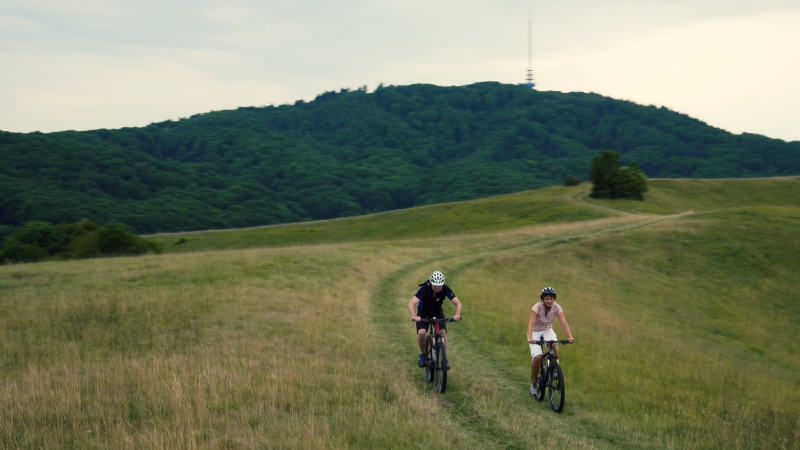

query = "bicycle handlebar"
[
  {"left": 534, "top": 339, "right": 572, "bottom": 345},
  {"left": 413, "top": 317, "right": 462, "bottom": 323}
]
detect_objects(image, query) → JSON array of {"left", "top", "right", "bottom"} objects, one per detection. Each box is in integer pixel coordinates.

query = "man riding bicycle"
[
  {"left": 409, "top": 271, "right": 462, "bottom": 368},
  {"left": 528, "top": 287, "right": 574, "bottom": 397}
]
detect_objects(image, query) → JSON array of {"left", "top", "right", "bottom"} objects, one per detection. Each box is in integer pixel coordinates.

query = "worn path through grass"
[
  {"left": 368, "top": 202, "right": 800, "bottom": 449},
  {"left": 368, "top": 213, "right": 688, "bottom": 449}
]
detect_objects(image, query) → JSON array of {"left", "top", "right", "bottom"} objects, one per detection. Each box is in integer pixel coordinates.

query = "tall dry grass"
[
  {"left": 448, "top": 210, "right": 800, "bottom": 449},
  {"left": 0, "top": 244, "right": 486, "bottom": 449},
  {"left": 1, "top": 200, "right": 798, "bottom": 449}
]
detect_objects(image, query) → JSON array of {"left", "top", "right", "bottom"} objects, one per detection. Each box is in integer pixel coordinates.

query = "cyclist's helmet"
[
  {"left": 540, "top": 287, "right": 557, "bottom": 299},
  {"left": 430, "top": 271, "right": 445, "bottom": 286}
]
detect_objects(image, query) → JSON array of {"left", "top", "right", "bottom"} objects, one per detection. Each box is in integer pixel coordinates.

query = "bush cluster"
[
  {"left": 0, "top": 220, "right": 159, "bottom": 263},
  {"left": 589, "top": 150, "right": 649, "bottom": 200}
]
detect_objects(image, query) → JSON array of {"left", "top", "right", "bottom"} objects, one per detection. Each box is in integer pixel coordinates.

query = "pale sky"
[{"left": 1, "top": 0, "right": 798, "bottom": 141}]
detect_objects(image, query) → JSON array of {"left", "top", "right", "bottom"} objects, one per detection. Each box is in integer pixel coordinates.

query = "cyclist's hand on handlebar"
[
  {"left": 452, "top": 314, "right": 461, "bottom": 321},
  {"left": 568, "top": 337, "right": 574, "bottom": 343},
  {"left": 411, "top": 316, "right": 422, "bottom": 322}
]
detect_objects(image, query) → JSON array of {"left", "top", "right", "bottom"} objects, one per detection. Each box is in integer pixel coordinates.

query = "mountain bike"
[
  {"left": 416, "top": 317, "right": 457, "bottom": 393},
  {"left": 532, "top": 339, "right": 572, "bottom": 413}
]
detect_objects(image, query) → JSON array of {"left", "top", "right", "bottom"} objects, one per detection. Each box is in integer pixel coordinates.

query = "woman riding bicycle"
[{"left": 528, "top": 287, "right": 574, "bottom": 397}]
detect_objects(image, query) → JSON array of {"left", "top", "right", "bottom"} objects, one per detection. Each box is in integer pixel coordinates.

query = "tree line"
[{"left": 1, "top": 82, "right": 797, "bottom": 240}]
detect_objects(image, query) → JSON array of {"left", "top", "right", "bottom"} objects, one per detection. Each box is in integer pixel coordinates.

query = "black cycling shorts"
[{"left": 416, "top": 309, "right": 446, "bottom": 333}]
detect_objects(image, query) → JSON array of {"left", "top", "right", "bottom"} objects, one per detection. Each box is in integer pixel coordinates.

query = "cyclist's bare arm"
[
  {"left": 408, "top": 296, "right": 421, "bottom": 321},
  {"left": 527, "top": 310, "right": 537, "bottom": 343},
  {"left": 451, "top": 297, "right": 462, "bottom": 320},
  {"left": 557, "top": 312, "right": 574, "bottom": 342}
]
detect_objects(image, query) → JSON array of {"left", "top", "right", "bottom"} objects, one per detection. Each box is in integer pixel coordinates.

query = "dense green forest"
[{"left": 2, "top": 82, "right": 798, "bottom": 237}]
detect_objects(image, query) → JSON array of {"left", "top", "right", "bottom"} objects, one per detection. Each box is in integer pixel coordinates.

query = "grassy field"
[
  {"left": 1, "top": 177, "right": 798, "bottom": 449},
  {"left": 144, "top": 185, "right": 614, "bottom": 253},
  {"left": 584, "top": 176, "right": 800, "bottom": 215}
]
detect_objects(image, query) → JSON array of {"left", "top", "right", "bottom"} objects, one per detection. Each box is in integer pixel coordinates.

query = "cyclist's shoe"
[
  {"left": 530, "top": 383, "right": 538, "bottom": 397},
  {"left": 417, "top": 353, "right": 426, "bottom": 367},
  {"left": 446, "top": 360, "right": 451, "bottom": 370}
]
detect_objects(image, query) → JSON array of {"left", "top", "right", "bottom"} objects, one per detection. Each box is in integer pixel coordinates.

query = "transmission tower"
[{"left": 522, "top": 13, "right": 536, "bottom": 88}]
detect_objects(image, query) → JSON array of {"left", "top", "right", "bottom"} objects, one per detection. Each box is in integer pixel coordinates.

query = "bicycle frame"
[
  {"left": 536, "top": 339, "right": 560, "bottom": 365},
  {"left": 534, "top": 340, "right": 557, "bottom": 384},
  {"left": 533, "top": 338, "right": 571, "bottom": 412},
  {"left": 423, "top": 317, "right": 449, "bottom": 364},
  {"left": 426, "top": 319, "right": 446, "bottom": 344},
  {"left": 417, "top": 317, "right": 456, "bottom": 393}
]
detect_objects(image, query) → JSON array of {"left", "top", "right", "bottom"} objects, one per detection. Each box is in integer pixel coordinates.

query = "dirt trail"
[{"left": 367, "top": 212, "right": 690, "bottom": 449}]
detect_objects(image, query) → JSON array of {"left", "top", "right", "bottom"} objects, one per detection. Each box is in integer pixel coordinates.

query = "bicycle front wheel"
[
  {"left": 425, "top": 336, "right": 434, "bottom": 383},
  {"left": 434, "top": 342, "right": 447, "bottom": 393},
  {"left": 534, "top": 357, "right": 547, "bottom": 402},
  {"left": 549, "top": 362, "right": 565, "bottom": 413}
]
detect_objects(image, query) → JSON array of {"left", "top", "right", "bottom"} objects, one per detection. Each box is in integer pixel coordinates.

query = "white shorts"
[{"left": 528, "top": 329, "right": 557, "bottom": 359}]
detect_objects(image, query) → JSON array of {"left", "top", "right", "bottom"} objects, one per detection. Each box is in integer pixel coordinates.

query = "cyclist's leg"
[
  {"left": 531, "top": 355, "right": 543, "bottom": 383},
  {"left": 415, "top": 321, "right": 429, "bottom": 367},
  {"left": 416, "top": 322, "right": 427, "bottom": 353},
  {"left": 529, "top": 330, "right": 545, "bottom": 384}
]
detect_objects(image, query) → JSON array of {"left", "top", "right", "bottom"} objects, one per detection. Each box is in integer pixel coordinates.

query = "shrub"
[
  {"left": 614, "top": 163, "right": 649, "bottom": 200},
  {"left": 564, "top": 176, "right": 581, "bottom": 187},
  {"left": 66, "top": 232, "right": 102, "bottom": 259},
  {"left": 52, "top": 220, "right": 99, "bottom": 256},
  {"left": 1, "top": 220, "right": 160, "bottom": 263},
  {"left": 1, "top": 239, "right": 44, "bottom": 262},
  {"left": 0, "top": 221, "right": 57, "bottom": 262},
  {"left": 15, "top": 221, "right": 58, "bottom": 250},
  {"left": 590, "top": 150, "right": 648, "bottom": 200},
  {"left": 97, "top": 224, "right": 143, "bottom": 255}
]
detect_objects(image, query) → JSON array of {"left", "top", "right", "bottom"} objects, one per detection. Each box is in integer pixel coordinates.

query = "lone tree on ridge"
[{"left": 589, "top": 150, "right": 648, "bottom": 200}]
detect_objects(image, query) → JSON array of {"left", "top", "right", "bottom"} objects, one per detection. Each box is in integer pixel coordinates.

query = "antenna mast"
[{"left": 522, "top": 13, "right": 536, "bottom": 88}]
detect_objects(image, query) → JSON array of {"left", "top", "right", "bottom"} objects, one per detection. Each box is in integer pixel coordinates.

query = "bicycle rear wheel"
[
  {"left": 434, "top": 342, "right": 447, "bottom": 393},
  {"left": 549, "top": 362, "right": 565, "bottom": 413},
  {"left": 425, "top": 336, "right": 434, "bottom": 383}
]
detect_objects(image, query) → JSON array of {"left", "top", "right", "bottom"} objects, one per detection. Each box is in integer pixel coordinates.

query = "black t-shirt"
[{"left": 415, "top": 282, "right": 456, "bottom": 316}]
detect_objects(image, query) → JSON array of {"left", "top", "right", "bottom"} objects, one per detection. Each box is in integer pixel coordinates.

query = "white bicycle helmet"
[
  {"left": 540, "top": 287, "right": 557, "bottom": 299},
  {"left": 430, "top": 271, "right": 445, "bottom": 286}
]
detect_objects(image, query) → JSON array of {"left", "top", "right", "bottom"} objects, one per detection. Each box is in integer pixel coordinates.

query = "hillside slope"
[
  {"left": 2, "top": 83, "right": 798, "bottom": 235},
  {"left": 1, "top": 178, "right": 798, "bottom": 449},
  {"left": 146, "top": 176, "right": 800, "bottom": 252}
]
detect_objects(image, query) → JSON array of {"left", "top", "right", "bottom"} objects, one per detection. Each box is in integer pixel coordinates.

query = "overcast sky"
[{"left": 1, "top": 0, "right": 798, "bottom": 141}]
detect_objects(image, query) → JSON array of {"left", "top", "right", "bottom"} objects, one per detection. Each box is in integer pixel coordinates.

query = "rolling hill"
[
  {"left": 1, "top": 177, "right": 797, "bottom": 449},
  {"left": 2, "top": 83, "right": 799, "bottom": 238}
]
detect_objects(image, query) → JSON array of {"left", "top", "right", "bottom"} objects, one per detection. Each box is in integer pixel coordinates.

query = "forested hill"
[{"left": 2, "top": 82, "right": 799, "bottom": 235}]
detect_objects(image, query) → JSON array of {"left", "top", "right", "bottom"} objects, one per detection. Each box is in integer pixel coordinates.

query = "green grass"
[
  {"left": 146, "top": 176, "right": 800, "bottom": 253},
  {"left": 2, "top": 177, "right": 799, "bottom": 449},
  {"left": 145, "top": 185, "right": 612, "bottom": 253},
  {"left": 584, "top": 176, "right": 800, "bottom": 214},
  {"left": 448, "top": 206, "right": 800, "bottom": 449}
]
